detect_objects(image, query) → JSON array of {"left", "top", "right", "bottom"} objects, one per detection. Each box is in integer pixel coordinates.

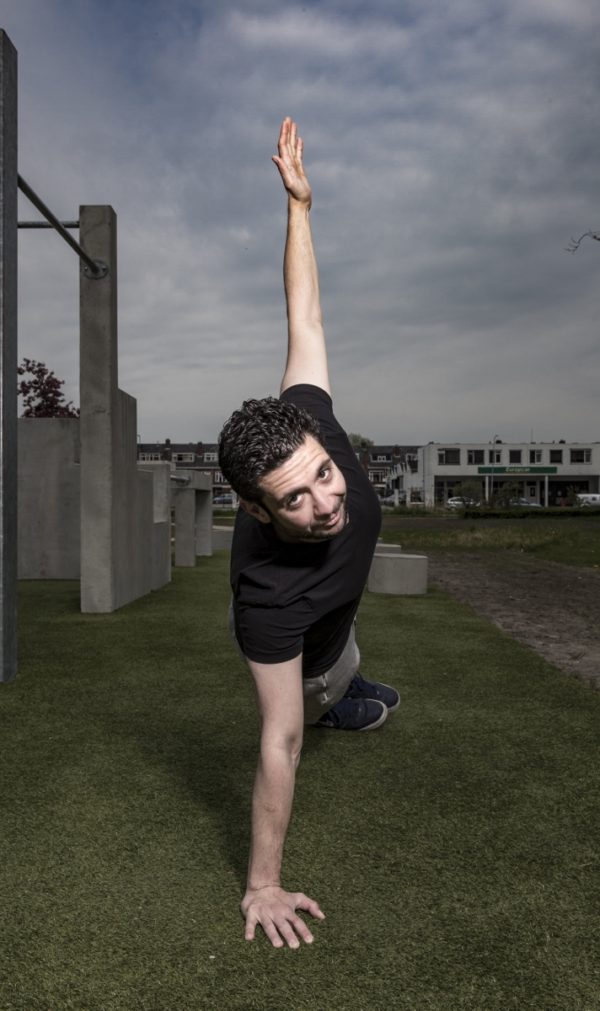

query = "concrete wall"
[
  {"left": 172, "top": 469, "right": 213, "bottom": 566},
  {"left": 137, "top": 461, "right": 172, "bottom": 590},
  {"left": 17, "top": 415, "right": 173, "bottom": 594},
  {"left": 79, "top": 205, "right": 170, "bottom": 612},
  {"left": 18, "top": 418, "right": 80, "bottom": 579}
]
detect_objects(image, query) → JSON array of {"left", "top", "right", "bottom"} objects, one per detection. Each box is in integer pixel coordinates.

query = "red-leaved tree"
[{"left": 17, "top": 358, "right": 79, "bottom": 418}]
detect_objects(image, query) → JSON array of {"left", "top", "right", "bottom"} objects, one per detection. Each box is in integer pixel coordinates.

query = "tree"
[
  {"left": 17, "top": 358, "right": 79, "bottom": 418},
  {"left": 493, "top": 481, "right": 522, "bottom": 507},
  {"left": 348, "top": 433, "right": 374, "bottom": 448},
  {"left": 565, "top": 230, "right": 600, "bottom": 253},
  {"left": 452, "top": 480, "right": 483, "bottom": 505}
]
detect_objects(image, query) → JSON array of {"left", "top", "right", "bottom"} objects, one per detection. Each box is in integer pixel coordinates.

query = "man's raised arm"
[{"left": 272, "top": 118, "right": 331, "bottom": 396}]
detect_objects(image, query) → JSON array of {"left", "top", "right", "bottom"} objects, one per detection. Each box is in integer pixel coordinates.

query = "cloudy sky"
[{"left": 4, "top": 0, "right": 600, "bottom": 444}]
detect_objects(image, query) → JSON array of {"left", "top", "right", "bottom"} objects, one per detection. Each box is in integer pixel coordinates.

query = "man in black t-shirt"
[{"left": 218, "top": 118, "right": 399, "bottom": 952}]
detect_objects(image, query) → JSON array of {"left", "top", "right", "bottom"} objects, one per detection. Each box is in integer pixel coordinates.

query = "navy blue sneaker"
[
  {"left": 316, "top": 697, "right": 388, "bottom": 731},
  {"left": 344, "top": 673, "right": 400, "bottom": 712}
]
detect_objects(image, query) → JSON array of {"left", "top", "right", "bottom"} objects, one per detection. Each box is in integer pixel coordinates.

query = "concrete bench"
[
  {"left": 212, "top": 525, "right": 234, "bottom": 550},
  {"left": 368, "top": 551, "right": 428, "bottom": 595},
  {"left": 374, "top": 541, "right": 402, "bottom": 554}
]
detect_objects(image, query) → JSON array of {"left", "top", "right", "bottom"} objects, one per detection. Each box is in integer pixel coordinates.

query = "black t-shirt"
[{"left": 230, "top": 385, "right": 381, "bottom": 676}]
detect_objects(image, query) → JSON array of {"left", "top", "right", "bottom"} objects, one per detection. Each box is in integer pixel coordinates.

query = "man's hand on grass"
[{"left": 241, "top": 885, "right": 325, "bottom": 949}]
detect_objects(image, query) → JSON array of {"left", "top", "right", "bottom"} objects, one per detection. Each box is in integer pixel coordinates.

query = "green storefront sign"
[{"left": 478, "top": 466, "right": 557, "bottom": 475}]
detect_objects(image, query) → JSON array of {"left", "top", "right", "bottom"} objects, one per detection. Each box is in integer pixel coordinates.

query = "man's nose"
[{"left": 314, "top": 489, "right": 336, "bottom": 517}]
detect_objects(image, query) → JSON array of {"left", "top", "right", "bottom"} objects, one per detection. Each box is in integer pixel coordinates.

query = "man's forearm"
[
  {"left": 280, "top": 199, "right": 329, "bottom": 393},
  {"left": 284, "top": 199, "right": 322, "bottom": 333},
  {"left": 246, "top": 746, "right": 298, "bottom": 890}
]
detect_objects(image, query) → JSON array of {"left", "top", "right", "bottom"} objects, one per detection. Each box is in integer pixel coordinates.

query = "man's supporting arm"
[
  {"left": 241, "top": 655, "right": 325, "bottom": 948},
  {"left": 272, "top": 117, "right": 331, "bottom": 396}
]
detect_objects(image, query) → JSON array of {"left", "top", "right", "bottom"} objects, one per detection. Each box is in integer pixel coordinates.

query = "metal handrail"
[{"left": 17, "top": 174, "right": 108, "bottom": 278}]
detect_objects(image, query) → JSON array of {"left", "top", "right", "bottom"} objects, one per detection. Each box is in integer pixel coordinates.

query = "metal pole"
[
  {"left": 17, "top": 175, "right": 108, "bottom": 279},
  {"left": 18, "top": 220, "right": 79, "bottom": 229},
  {"left": 0, "top": 30, "right": 18, "bottom": 682}
]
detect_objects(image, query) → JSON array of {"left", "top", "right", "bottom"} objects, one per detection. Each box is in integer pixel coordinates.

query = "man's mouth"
[{"left": 318, "top": 503, "right": 345, "bottom": 530}]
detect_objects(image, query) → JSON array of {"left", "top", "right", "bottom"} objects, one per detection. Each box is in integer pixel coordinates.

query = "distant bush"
[{"left": 462, "top": 506, "right": 600, "bottom": 520}]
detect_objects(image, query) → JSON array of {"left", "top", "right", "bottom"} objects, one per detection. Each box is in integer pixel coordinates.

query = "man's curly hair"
[{"left": 218, "top": 397, "right": 323, "bottom": 503}]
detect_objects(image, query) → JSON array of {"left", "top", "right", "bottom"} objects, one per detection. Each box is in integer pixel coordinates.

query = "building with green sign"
[{"left": 395, "top": 441, "right": 599, "bottom": 506}]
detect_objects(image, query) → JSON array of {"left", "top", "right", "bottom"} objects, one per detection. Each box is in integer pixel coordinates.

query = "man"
[{"left": 218, "top": 118, "right": 400, "bottom": 950}]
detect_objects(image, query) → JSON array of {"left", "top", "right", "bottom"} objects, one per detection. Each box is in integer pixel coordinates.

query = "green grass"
[
  {"left": 1, "top": 556, "right": 600, "bottom": 1009},
  {"left": 381, "top": 514, "right": 600, "bottom": 567}
]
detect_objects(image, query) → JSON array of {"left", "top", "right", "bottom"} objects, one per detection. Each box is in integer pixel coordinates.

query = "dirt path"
[{"left": 427, "top": 552, "right": 600, "bottom": 689}]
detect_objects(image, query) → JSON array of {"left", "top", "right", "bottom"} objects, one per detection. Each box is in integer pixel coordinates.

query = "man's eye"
[
  {"left": 319, "top": 466, "right": 331, "bottom": 479},
  {"left": 287, "top": 494, "right": 302, "bottom": 508}
]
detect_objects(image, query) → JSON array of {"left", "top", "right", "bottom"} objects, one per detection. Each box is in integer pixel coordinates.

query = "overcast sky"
[{"left": 4, "top": 0, "right": 600, "bottom": 444}]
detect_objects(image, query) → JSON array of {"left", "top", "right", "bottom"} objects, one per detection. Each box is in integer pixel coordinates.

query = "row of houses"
[
  {"left": 137, "top": 438, "right": 421, "bottom": 500},
  {"left": 138, "top": 438, "right": 600, "bottom": 507}
]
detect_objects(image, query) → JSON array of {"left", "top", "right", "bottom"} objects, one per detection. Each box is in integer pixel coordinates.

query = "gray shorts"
[{"left": 228, "top": 603, "right": 360, "bottom": 724}]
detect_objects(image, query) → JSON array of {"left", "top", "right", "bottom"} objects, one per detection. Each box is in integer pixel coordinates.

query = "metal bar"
[
  {"left": 17, "top": 174, "right": 106, "bottom": 277},
  {"left": 0, "top": 31, "right": 18, "bottom": 682},
  {"left": 18, "top": 220, "right": 79, "bottom": 229}
]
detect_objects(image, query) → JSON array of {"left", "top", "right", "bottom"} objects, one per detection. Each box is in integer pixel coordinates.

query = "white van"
[{"left": 576, "top": 493, "right": 600, "bottom": 507}]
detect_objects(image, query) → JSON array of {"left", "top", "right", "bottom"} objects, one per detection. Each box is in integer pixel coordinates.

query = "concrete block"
[
  {"left": 18, "top": 418, "right": 80, "bottom": 579},
  {"left": 173, "top": 487, "right": 196, "bottom": 567},
  {"left": 137, "top": 461, "right": 171, "bottom": 524},
  {"left": 79, "top": 207, "right": 165, "bottom": 612},
  {"left": 173, "top": 470, "right": 212, "bottom": 565},
  {"left": 374, "top": 542, "right": 402, "bottom": 555},
  {"left": 212, "top": 525, "right": 234, "bottom": 550},
  {"left": 137, "top": 462, "right": 172, "bottom": 590},
  {"left": 368, "top": 552, "right": 428, "bottom": 595}
]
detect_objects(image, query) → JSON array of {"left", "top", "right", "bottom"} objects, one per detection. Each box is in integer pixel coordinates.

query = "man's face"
[{"left": 244, "top": 435, "right": 348, "bottom": 542}]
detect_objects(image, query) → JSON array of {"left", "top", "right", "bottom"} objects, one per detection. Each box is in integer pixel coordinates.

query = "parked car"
[
  {"left": 508, "top": 498, "right": 542, "bottom": 508},
  {"left": 446, "top": 496, "right": 479, "bottom": 509},
  {"left": 577, "top": 493, "right": 600, "bottom": 507},
  {"left": 379, "top": 492, "right": 406, "bottom": 507},
  {"left": 212, "top": 493, "right": 235, "bottom": 507}
]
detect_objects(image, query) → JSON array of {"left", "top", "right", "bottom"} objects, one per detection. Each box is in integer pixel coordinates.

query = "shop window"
[
  {"left": 529, "top": 449, "right": 542, "bottom": 464},
  {"left": 549, "top": 450, "right": 563, "bottom": 464},
  {"left": 467, "top": 449, "right": 484, "bottom": 465},
  {"left": 570, "top": 449, "right": 591, "bottom": 464},
  {"left": 509, "top": 450, "right": 522, "bottom": 464},
  {"left": 438, "top": 448, "right": 460, "bottom": 465}
]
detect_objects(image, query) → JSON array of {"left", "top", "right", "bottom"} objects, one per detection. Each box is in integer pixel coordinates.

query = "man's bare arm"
[
  {"left": 241, "top": 655, "right": 325, "bottom": 948},
  {"left": 272, "top": 117, "right": 331, "bottom": 396}
]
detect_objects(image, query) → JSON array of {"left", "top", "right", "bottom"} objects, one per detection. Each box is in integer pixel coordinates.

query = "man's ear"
[{"left": 239, "top": 498, "right": 272, "bottom": 525}]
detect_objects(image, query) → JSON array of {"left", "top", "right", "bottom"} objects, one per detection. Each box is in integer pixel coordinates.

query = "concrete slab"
[{"left": 368, "top": 552, "right": 428, "bottom": 595}]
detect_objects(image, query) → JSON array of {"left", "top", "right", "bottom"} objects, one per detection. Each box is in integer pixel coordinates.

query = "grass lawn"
[
  {"left": 380, "top": 513, "right": 600, "bottom": 567},
  {"left": 1, "top": 554, "right": 599, "bottom": 1010}
]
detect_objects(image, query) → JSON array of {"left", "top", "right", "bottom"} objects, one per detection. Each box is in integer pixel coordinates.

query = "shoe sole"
[
  {"left": 316, "top": 701, "right": 389, "bottom": 731},
  {"left": 380, "top": 683, "right": 401, "bottom": 713}
]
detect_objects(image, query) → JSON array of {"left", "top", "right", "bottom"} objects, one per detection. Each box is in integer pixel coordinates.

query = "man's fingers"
[
  {"left": 262, "top": 918, "right": 285, "bottom": 949},
  {"left": 289, "top": 913, "right": 314, "bottom": 945},
  {"left": 278, "top": 116, "right": 291, "bottom": 156},
  {"left": 293, "top": 892, "right": 326, "bottom": 919},
  {"left": 262, "top": 911, "right": 312, "bottom": 949}
]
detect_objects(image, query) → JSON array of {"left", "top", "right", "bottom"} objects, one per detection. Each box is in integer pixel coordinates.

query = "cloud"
[{"left": 4, "top": 0, "right": 600, "bottom": 444}]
